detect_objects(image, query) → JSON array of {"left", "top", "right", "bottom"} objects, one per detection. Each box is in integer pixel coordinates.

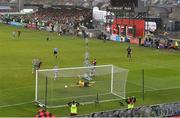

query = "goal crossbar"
[{"left": 37, "top": 64, "right": 114, "bottom": 72}]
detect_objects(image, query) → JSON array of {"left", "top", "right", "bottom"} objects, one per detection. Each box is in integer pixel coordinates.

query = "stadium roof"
[
  {"left": 24, "top": 4, "right": 92, "bottom": 11},
  {"left": 24, "top": 0, "right": 110, "bottom": 9}
]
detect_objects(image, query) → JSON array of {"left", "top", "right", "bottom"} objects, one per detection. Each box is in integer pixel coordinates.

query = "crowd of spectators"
[
  {"left": 143, "top": 33, "right": 180, "bottom": 50},
  {"left": 31, "top": 7, "right": 92, "bottom": 28},
  {"left": 2, "top": 7, "right": 92, "bottom": 34}
]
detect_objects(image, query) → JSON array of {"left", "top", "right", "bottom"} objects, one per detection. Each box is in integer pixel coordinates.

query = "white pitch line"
[
  {"left": 0, "top": 66, "right": 54, "bottom": 70},
  {"left": 0, "top": 85, "right": 33, "bottom": 92},
  {"left": 0, "top": 101, "right": 33, "bottom": 108},
  {"left": 0, "top": 67, "right": 30, "bottom": 70}
]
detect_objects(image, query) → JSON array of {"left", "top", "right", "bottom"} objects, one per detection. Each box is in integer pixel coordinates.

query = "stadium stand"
[{"left": 2, "top": 6, "right": 92, "bottom": 32}]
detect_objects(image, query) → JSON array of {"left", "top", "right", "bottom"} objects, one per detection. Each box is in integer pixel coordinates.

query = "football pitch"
[{"left": 0, "top": 23, "right": 180, "bottom": 117}]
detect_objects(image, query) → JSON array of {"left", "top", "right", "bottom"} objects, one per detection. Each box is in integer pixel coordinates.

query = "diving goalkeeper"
[
  {"left": 77, "top": 80, "right": 95, "bottom": 87},
  {"left": 77, "top": 73, "right": 95, "bottom": 87}
]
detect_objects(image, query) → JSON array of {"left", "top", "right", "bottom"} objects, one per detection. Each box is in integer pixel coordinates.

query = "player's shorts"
[{"left": 54, "top": 51, "right": 57, "bottom": 55}]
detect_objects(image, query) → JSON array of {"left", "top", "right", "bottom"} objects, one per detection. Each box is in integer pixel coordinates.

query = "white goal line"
[{"left": 38, "top": 92, "right": 112, "bottom": 102}]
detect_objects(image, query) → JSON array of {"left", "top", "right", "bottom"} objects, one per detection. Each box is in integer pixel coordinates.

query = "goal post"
[{"left": 35, "top": 65, "right": 128, "bottom": 108}]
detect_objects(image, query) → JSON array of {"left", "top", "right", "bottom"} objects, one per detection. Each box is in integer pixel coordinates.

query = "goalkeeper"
[
  {"left": 77, "top": 73, "right": 95, "bottom": 87},
  {"left": 77, "top": 80, "right": 95, "bottom": 87}
]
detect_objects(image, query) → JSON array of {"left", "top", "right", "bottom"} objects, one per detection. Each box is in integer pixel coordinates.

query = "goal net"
[{"left": 35, "top": 65, "right": 128, "bottom": 108}]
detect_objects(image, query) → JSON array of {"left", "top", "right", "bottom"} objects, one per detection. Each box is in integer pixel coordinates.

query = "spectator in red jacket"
[{"left": 35, "top": 108, "right": 56, "bottom": 118}]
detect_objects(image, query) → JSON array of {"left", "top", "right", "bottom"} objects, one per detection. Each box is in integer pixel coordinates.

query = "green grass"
[
  {"left": 37, "top": 72, "right": 122, "bottom": 107},
  {"left": 0, "top": 23, "right": 180, "bottom": 117}
]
